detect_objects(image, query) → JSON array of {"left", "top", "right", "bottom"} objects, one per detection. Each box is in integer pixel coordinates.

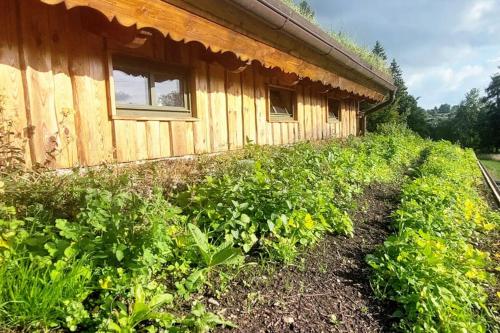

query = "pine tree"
[
  {"left": 372, "top": 41, "right": 387, "bottom": 61},
  {"left": 390, "top": 59, "right": 407, "bottom": 95}
]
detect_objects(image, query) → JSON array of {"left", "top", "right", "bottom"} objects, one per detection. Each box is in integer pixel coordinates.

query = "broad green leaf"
[
  {"left": 210, "top": 244, "right": 242, "bottom": 267},
  {"left": 188, "top": 223, "right": 210, "bottom": 254},
  {"left": 149, "top": 293, "right": 173, "bottom": 308}
]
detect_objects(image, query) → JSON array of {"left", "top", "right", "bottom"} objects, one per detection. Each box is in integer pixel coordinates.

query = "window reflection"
[
  {"left": 155, "top": 75, "right": 184, "bottom": 107},
  {"left": 113, "top": 68, "right": 150, "bottom": 105}
]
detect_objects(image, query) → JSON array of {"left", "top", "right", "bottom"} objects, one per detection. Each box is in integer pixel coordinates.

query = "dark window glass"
[
  {"left": 269, "top": 87, "right": 295, "bottom": 118},
  {"left": 113, "top": 67, "right": 150, "bottom": 105},
  {"left": 328, "top": 99, "right": 341, "bottom": 120}
]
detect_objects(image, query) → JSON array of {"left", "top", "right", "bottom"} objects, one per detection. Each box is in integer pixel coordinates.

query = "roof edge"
[{"left": 229, "top": 0, "right": 396, "bottom": 93}]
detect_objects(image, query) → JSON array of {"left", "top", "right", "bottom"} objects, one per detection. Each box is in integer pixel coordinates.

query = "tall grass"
[{"left": 0, "top": 255, "right": 92, "bottom": 331}]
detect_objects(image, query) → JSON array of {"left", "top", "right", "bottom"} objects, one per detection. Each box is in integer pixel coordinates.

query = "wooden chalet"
[{"left": 0, "top": 0, "right": 396, "bottom": 168}]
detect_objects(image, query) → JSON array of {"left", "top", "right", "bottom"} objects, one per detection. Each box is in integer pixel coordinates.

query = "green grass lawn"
[{"left": 481, "top": 159, "right": 500, "bottom": 181}]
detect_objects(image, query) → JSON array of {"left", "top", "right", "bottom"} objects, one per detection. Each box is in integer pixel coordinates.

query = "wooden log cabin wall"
[{"left": 0, "top": 0, "right": 390, "bottom": 169}]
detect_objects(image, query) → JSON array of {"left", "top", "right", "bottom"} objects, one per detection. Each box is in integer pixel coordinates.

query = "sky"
[{"left": 309, "top": 0, "right": 500, "bottom": 109}]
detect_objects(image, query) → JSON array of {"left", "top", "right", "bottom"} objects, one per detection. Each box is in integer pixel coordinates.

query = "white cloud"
[
  {"left": 406, "top": 64, "right": 484, "bottom": 92},
  {"left": 488, "top": 56, "right": 500, "bottom": 63},
  {"left": 460, "top": 0, "right": 495, "bottom": 30}
]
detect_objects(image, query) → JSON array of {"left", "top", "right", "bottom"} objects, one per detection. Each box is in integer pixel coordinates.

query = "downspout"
[{"left": 360, "top": 89, "right": 397, "bottom": 135}]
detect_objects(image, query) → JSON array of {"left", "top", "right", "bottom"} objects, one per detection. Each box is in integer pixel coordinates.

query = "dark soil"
[
  {"left": 477, "top": 181, "right": 500, "bottom": 330},
  {"left": 208, "top": 183, "right": 401, "bottom": 333}
]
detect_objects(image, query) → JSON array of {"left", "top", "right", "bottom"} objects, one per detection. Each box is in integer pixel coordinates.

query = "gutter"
[
  {"left": 358, "top": 89, "right": 397, "bottom": 134},
  {"left": 362, "top": 89, "right": 397, "bottom": 116},
  {"left": 228, "top": 0, "right": 396, "bottom": 93}
]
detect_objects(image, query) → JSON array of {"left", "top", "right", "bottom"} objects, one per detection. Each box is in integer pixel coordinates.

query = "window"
[
  {"left": 328, "top": 98, "right": 341, "bottom": 121},
  {"left": 112, "top": 56, "right": 191, "bottom": 118},
  {"left": 269, "top": 86, "right": 296, "bottom": 120}
]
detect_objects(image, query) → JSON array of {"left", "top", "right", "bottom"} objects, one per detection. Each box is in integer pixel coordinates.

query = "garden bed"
[
  {"left": 1, "top": 126, "right": 498, "bottom": 332},
  {"left": 213, "top": 183, "right": 399, "bottom": 332}
]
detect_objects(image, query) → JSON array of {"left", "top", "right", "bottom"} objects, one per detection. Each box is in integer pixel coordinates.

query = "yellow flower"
[
  {"left": 304, "top": 214, "right": 314, "bottom": 230},
  {"left": 463, "top": 200, "right": 475, "bottom": 221},
  {"left": 433, "top": 241, "right": 446, "bottom": 251},
  {"left": 0, "top": 181, "right": 4, "bottom": 195},
  {"left": 497, "top": 291, "right": 500, "bottom": 299},
  {"left": 0, "top": 238, "right": 9, "bottom": 249},
  {"left": 483, "top": 223, "right": 495, "bottom": 232},
  {"left": 465, "top": 270, "right": 477, "bottom": 279},
  {"left": 99, "top": 276, "right": 112, "bottom": 289},
  {"left": 166, "top": 225, "right": 179, "bottom": 236}
]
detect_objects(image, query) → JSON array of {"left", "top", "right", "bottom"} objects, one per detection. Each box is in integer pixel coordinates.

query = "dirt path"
[{"left": 210, "top": 183, "right": 400, "bottom": 333}]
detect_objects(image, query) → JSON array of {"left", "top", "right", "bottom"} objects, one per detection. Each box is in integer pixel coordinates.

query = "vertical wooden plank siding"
[
  {"left": 296, "top": 86, "right": 305, "bottom": 141},
  {"left": 241, "top": 68, "right": 257, "bottom": 145},
  {"left": 19, "top": 0, "right": 59, "bottom": 166},
  {"left": 171, "top": 121, "right": 194, "bottom": 156},
  {"left": 226, "top": 71, "right": 243, "bottom": 149},
  {"left": 0, "top": 0, "right": 30, "bottom": 166},
  {"left": 253, "top": 68, "right": 268, "bottom": 145},
  {"left": 145, "top": 121, "right": 161, "bottom": 159},
  {"left": 1, "top": 1, "right": 370, "bottom": 168},
  {"left": 48, "top": 5, "right": 78, "bottom": 168},
  {"left": 191, "top": 45, "right": 210, "bottom": 154},
  {"left": 208, "top": 63, "right": 228, "bottom": 152}
]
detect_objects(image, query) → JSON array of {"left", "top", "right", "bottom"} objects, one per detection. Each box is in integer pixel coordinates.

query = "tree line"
[
  {"left": 284, "top": 0, "right": 499, "bottom": 152},
  {"left": 369, "top": 42, "right": 500, "bottom": 153}
]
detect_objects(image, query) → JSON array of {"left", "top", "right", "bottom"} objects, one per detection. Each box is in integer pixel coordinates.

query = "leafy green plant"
[
  {"left": 367, "top": 141, "right": 497, "bottom": 332},
  {"left": 179, "top": 302, "right": 235, "bottom": 333},
  {"left": 107, "top": 285, "right": 174, "bottom": 333},
  {"left": 188, "top": 223, "right": 243, "bottom": 269},
  {"left": 0, "top": 125, "right": 430, "bottom": 332}
]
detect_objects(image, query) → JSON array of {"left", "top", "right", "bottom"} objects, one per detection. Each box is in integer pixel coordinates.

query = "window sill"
[
  {"left": 328, "top": 118, "right": 340, "bottom": 123},
  {"left": 269, "top": 117, "right": 299, "bottom": 123},
  {"left": 112, "top": 114, "right": 200, "bottom": 122}
]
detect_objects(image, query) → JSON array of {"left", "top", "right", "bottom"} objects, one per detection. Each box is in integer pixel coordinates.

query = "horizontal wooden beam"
[{"left": 38, "top": 0, "right": 384, "bottom": 102}]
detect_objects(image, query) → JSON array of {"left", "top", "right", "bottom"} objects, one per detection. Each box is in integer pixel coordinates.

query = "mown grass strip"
[{"left": 367, "top": 142, "right": 499, "bottom": 332}]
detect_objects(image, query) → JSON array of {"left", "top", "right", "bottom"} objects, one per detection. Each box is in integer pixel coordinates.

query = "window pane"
[
  {"left": 270, "top": 88, "right": 294, "bottom": 117},
  {"left": 155, "top": 74, "right": 185, "bottom": 108},
  {"left": 328, "top": 99, "right": 340, "bottom": 119},
  {"left": 113, "top": 67, "right": 150, "bottom": 105}
]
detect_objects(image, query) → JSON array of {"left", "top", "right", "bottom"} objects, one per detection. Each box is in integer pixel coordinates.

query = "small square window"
[
  {"left": 269, "top": 86, "right": 295, "bottom": 120},
  {"left": 328, "top": 98, "right": 341, "bottom": 121},
  {"left": 112, "top": 56, "right": 191, "bottom": 118}
]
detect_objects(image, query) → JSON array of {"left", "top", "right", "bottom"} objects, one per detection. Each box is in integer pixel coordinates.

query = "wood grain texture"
[
  {"left": 241, "top": 68, "right": 257, "bottom": 145},
  {"left": 208, "top": 63, "right": 228, "bottom": 152},
  {"left": 253, "top": 68, "right": 268, "bottom": 145},
  {"left": 226, "top": 71, "right": 243, "bottom": 149},
  {"left": 0, "top": 0, "right": 31, "bottom": 166},
  {"left": 191, "top": 45, "right": 211, "bottom": 153},
  {"left": 171, "top": 121, "right": 194, "bottom": 156},
  {"left": 19, "top": 0, "right": 59, "bottom": 166},
  {"left": 48, "top": 4, "right": 78, "bottom": 167}
]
